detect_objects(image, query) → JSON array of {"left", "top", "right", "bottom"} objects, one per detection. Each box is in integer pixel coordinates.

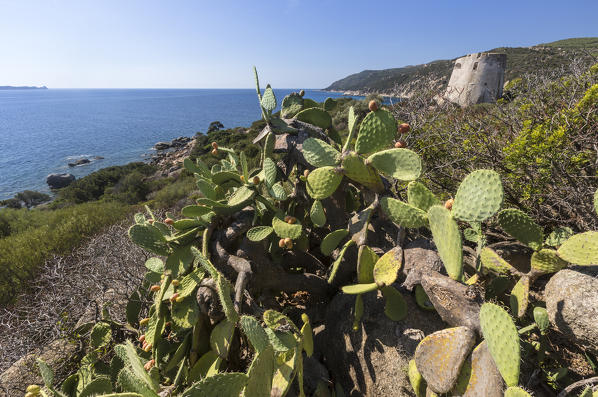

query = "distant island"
[{"left": 0, "top": 85, "right": 47, "bottom": 90}]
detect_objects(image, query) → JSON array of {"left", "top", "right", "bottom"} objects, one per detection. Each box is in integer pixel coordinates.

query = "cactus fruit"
[
  {"left": 408, "top": 360, "right": 427, "bottom": 397},
  {"left": 498, "top": 208, "right": 544, "bottom": 251},
  {"left": 380, "top": 197, "right": 428, "bottom": 228},
  {"left": 355, "top": 108, "right": 398, "bottom": 154},
  {"left": 306, "top": 166, "right": 343, "bottom": 199},
  {"left": 302, "top": 138, "right": 341, "bottom": 168},
  {"left": 144, "top": 359, "right": 155, "bottom": 371},
  {"left": 247, "top": 226, "right": 274, "bottom": 242},
  {"left": 381, "top": 286, "right": 407, "bottom": 321},
  {"left": 150, "top": 284, "right": 160, "bottom": 292},
  {"left": 211, "top": 148, "right": 218, "bottom": 156},
  {"left": 286, "top": 216, "right": 297, "bottom": 224},
  {"left": 303, "top": 169, "right": 309, "bottom": 178},
  {"left": 408, "top": 181, "right": 440, "bottom": 212},
  {"left": 557, "top": 231, "right": 598, "bottom": 265},
  {"left": 530, "top": 249, "right": 568, "bottom": 273},
  {"left": 341, "top": 152, "right": 384, "bottom": 192},
  {"left": 278, "top": 238, "right": 286, "bottom": 248},
  {"left": 399, "top": 123, "right": 410, "bottom": 133},
  {"left": 479, "top": 302, "right": 520, "bottom": 387},
  {"left": 164, "top": 218, "right": 174, "bottom": 225},
  {"left": 452, "top": 170, "right": 503, "bottom": 222},
  {"left": 299, "top": 89, "right": 305, "bottom": 97},
  {"left": 414, "top": 326, "right": 476, "bottom": 393},
  {"left": 211, "top": 142, "right": 218, "bottom": 149},
  {"left": 533, "top": 306, "right": 550, "bottom": 333},
  {"left": 295, "top": 107, "right": 332, "bottom": 129},
  {"left": 444, "top": 199, "right": 454, "bottom": 210},
  {"left": 26, "top": 385, "right": 40, "bottom": 394},
  {"left": 284, "top": 238, "right": 293, "bottom": 249},
  {"left": 504, "top": 387, "right": 532, "bottom": 397},
  {"left": 252, "top": 176, "right": 260, "bottom": 185},
  {"left": 138, "top": 334, "right": 145, "bottom": 343},
  {"left": 428, "top": 205, "right": 463, "bottom": 281},
  {"left": 139, "top": 317, "right": 150, "bottom": 326},
  {"left": 321, "top": 229, "right": 349, "bottom": 256},
  {"left": 366, "top": 148, "right": 422, "bottom": 181},
  {"left": 368, "top": 100, "right": 379, "bottom": 112},
  {"left": 272, "top": 215, "right": 302, "bottom": 239},
  {"left": 394, "top": 141, "right": 406, "bottom": 148}
]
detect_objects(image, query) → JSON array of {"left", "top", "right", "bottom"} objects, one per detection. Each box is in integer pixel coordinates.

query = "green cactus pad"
[
  {"left": 367, "top": 148, "right": 423, "bottom": 181},
  {"left": 480, "top": 247, "right": 514, "bottom": 275},
  {"left": 263, "top": 131, "right": 275, "bottom": 161},
  {"left": 357, "top": 245, "right": 379, "bottom": 284},
  {"left": 173, "top": 219, "right": 206, "bottom": 231},
  {"left": 181, "top": 372, "right": 248, "bottom": 397},
  {"left": 323, "top": 97, "right": 337, "bottom": 111},
  {"left": 210, "top": 319, "right": 235, "bottom": 359},
  {"left": 271, "top": 349, "right": 298, "bottom": 397},
  {"left": 408, "top": 360, "right": 427, "bottom": 397},
  {"left": 348, "top": 106, "right": 357, "bottom": 136},
  {"left": 530, "top": 249, "right": 568, "bottom": 273},
  {"left": 504, "top": 387, "right": 532, "bottom": 397},
  {"left": 579, "top": 387, "right": 594, "bottom": 397},
  {"left": 355, "top": 109, "right": 397, "bottom": 154},
  {"left": 181, "top": 205, "right": 213, "bottom": 218},
  {"left": 310, "top": 200, "right": 326, "bottom": 227},
  {"left": 195, "top": 177, "right": 218, "bottom": 201},
  {"left": 380, "top": 197, "right": 428, "bottom": 228},
  {"left": 227, "top": 185, "right": 256, "bottom": 207},
  {"left": 452, "top": 170, "right": 503, "bottom": 222},
  {"left": 171, "top": 296, "right": 200, "bottom": 329},
  {"left": 321, "top": 229, "right": 349, "bottom": 256},
  {"left": 128, "top": 224, "right": 171, "bottom": 256},
  {"left": 544, "top": 226, "right": 574, "bottom": 247},
  {"left": 498, "top": 209, "right": 544, "bottom": 250},
  {"left": 479, "top": 302, "right": 520, "bottom": 387},
  {"left": 306, "top": 166, "right": 343, "bottom": 199},
  {"left": 272, "top": 215, "right": 303, "bottom": 239},
  {"left": 263, "top": 309, "right": 299, "bottom": 332},
  {"left": 295, "top": 107, "right": 332, "bottom": 129},
  {"left": 178, "top": 267, "right": 205, "bottom": 298},
  {"left": 328, "top": 240, "right": 355, "bottom": 284},
  {"left": 341, "top": 152, "right": 384, "bottom": 192},
  {"left": 269, "top": 182, "right": 288, "bottom": 201},
  {"left": 247, "top": 226, "right": 274, "bottom": 242},
  {"left": 211, "top": 170, "right": 242, "bottom": 186},
  {"left": 428, "top": 205, "right": 463, "bottom": 281},
  {"left": 415, "top": 285, "right": 435, "bottom": 311},
  {"left": 281, "top": 93, "right": 304, "bottom": 118},
  {"left": 509, "top": 276, "right": 529, "bottom": 318},
  {"left": 79, "top": 377, "right": 112, "bottom": 397},
  {"left": 239, "top": 315, "right": 270, "bottom": 353},
  {"left": 373, "top": 247, "right": 402, "bottom": 286},
  {"left": 381, "top": 286, "right": 407, "bottom": 321},
  {"left": 216, "top": 273, "right": 239, "bottom": 323},
  {"left": 353, "top": 294, "right": 364, "bottom": 330},
  {"left": 302, "top": 138, "right": 341, "bottom": 168},
  {"left": 557, "top": 231, "right": 598, "bottom": 265},
  {"left": 595, "top": 188, "right": 598, "bottom": 216},
  {"left": 302, "top": 97, "right": 319, "bottom": 109},
  {"left": 184, "top": 157, "right": 210, "bottom": 178},
  {"left": 342, "top": 282, "right": 378, "bottom": 294},
  {"left": 263, "top": 157, "right": 277, "bottom": 188},
  {"left": 414, "top": 326, "right": 476, "bottom": 394},
  {"left": 533, "top": 307, "right": 550, "bottom": 333},
  {"left": 245, "top": 346, "right": 275, "bottom": 397},
  {"left": 261, "top": 86, "right": 277, "bottom": 112},
  {"left": 301, "top": 314, "right": 314, "bottom": 357},
  {"left": 408, "top": 181, "right": 440, "bottom": 212},
  {"left": 90, "top": 322, "right": 112, "bottom": 348}
]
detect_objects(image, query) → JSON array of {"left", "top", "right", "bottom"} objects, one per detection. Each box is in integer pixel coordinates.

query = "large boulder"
[
  {"left": 544, "top": 266, "right": 598, "bottom": 353},
  {"left": 154, "top": 141, "right": 171, "bottom": 150},
  {"left": 320, "top": 287, "right": 446, "bottom": 396},
  {"left": 46, "top": 173, "right": 75, "bottom": 189}
]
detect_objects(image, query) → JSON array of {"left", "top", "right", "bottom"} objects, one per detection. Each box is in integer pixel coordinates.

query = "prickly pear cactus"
[
  {"left": 295, "top": 107, "right": 332, "bottom": 129},
  {"left": 498, "top": 208, "right": 544, "bottom": 251},
  {"left": 355, "top": 108, "right": 397, "bottom": 154},
  {"left": 428, "top": 205, "right": 463, "bottom": 281},
  {"left": 366, "top": 148, "right": 422, "bottom": 181},
  {"left": 557, "top": 231, "right": 598, "bottom": 265},
  {"left": 306, "top": 166, "right": 343, "bottom": 199},
  {"left": 452, "top": 169, "right": 503, "bottom": 222},
  {"left": 530, "top": 248, "right": 568, "bottom": 273},
  {"left": 408, "top": 181, "right": 440, "bottom": 212},
  {"left": 302, "top": 138, "right": 341, "bottom": 168},
  {"left": 341, "top": 152, "right": 384, "bottom": 192},
  {"left": 381, "top": 197, "right": 428, "bottom": 228},
  {"left": 504, "top": 386, "right": 533, "bottom": 397}
]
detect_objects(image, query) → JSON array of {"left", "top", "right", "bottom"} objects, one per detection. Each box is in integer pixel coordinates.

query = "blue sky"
[{"left": 1, "top": 0, "right": 596, "bottom": 88}]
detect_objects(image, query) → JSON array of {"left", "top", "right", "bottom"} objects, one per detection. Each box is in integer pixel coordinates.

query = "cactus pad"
[
  {"left": 415, "top": 285, "right": 435, "bottom": 311},
  {"left": 341, "top": 152, "right": 384, "bottom": 192},
  {"left": 247, "top": 226, "right": 274, "bottom": 242},
  {"left": 210, "top": 319, "right": 235, "bottom": 359},
  {"left": 171, "top": 296, "right": 200, "bottom": 328},
  {"left": 181, "top": 372, "right": 248, "bottom": 397},
  {"left": 414, "top": 326, "right": 476, "bottom": 393},
  {"left": 310, "top": 200, "right": 326, "bottom": 227},
  {"left": 557, "top": 231, "right": 598, "bottom": 265},
  {"left": 239, "top": 315, "right": 269, "bottom": 353},
  {"left": 381, "top": 286, "right": 407, "bottom": 321},
  {"left": 306, "top": 166, "right": 343, "bottom": 199},
  {"left": 227, "top": 185, "right": 256, "bottom": 207},
  {"left": 408, "top": 359, "right": 427, "bottom": 397},
  {"left": 320, "top": 229, "right": 349, "bottom": 256},
  {"left": 373, "top": 247, "right": 402, "bottom": 286},
  {"left": 342, "top": 282, "right": 378, "bottom": 294},
  {"left": 272, "top": 215, "right": 302, "bottom": 239},
  {"left": 533, "top": 307, "right": 550, "bottom": 333},
  {"left": 479, "top": 302, "right": 520, "bottom": 387},
  {"left": 544, "top": 226, "right": 574, "bottom": 247},
  {"left": 595, "top": 188, "right": 598, "bottom": 216},
  {"left": 355, "top": 109, "right": 397, "bottom": 154},
  {"left": 480, "top": 247, "right": 515, "bottom": 275},
  {"left": 328, "top": 240, "right": 355, "bottom": 284},
  {"left": 348, "top": 106, "right": 357, "bottom": 136},
  {"left": 367, "top": 148, "right": 423, "bottom": 181},
  {"left": 302, "top": 138, "right": 341, "bottom": 167},
  {"left": 295, "top": 107, "right": 332, "bottom": 129},
  {"left": 245, "top": 346, "right": 275, "bottom": 397},
  {"left": 498, "top": 209, "right": 544, "bottom": 250},
  {"left": 90, "top": 322, "right": 112, "bottom": 348},
  {"left": 504, "top": 387, "right": 532, "bottom": 397},
  {"left": 428, "top": 205, "right": 463, "bottom": 281},
  {"left": 261, "top": 86, "right": 277, "bottom": 112},
  {"left": 281, "top": 93, "right": 303, "bottom": 118},
  {"left": 408, "top": 181, "right": 440, "bottom": 212},
  {"left": 509, "top": 276, "right": 529, "bottom": 318},
  {"left": 452, "top": 170, "right": 503, "bottom": 222},
  {"left": 456, "top": 341, "right": 504, "bottom": 397},
  {"left": 530, "top": 249, "right": 568, "bottom": 273},
  {"left": 128, "top": 224, "right": 170, "bottom": 256},
  {"left": 357, "top": 245, "right": 378, "bottom": 284},
  {"left": 381, "top": 197, "right": 428, "bottom": 228}
]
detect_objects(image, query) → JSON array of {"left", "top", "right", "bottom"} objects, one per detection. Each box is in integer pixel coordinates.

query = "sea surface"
[{"left": 0, "top": 89, "right": 392, "bottom": 201}]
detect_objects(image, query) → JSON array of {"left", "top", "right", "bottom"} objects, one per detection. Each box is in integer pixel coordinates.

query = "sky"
[{"left": 1, "top": 0, "right": 597, "bottom": 89}]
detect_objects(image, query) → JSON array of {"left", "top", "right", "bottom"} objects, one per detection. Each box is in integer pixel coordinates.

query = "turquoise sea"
[{"left": 0, "top": 89, "right": 377, "bottom": 200}]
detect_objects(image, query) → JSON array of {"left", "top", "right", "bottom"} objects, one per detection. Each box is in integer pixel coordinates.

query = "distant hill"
[
  {"left": 324, "top": 38, "right": 598, "bottom": 97},
  {"left": 0, "top": 85, "right": 47, "bottom": 90}
]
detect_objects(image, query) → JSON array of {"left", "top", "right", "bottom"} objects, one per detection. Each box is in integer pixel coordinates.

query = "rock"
[
  {"left": 68, "top": 158, "right": 90, "bottom": 167},
  {"left": 46, "top": 173, "right": 75, "bottom": 189},
  {"left": 544, "top": 267, "right": 598, "bottom": 353},
  {"left": 0, "top": 338, "right": 78, "bottom": 396},
  {"left": 420, "top": 270, "right": 483, "bottom": 334},
  {"left": 321, "top": 287, "right": 446, "bottom": 396},
  {"left": 414, "top": 326, "right": 476, "bottom": 394},
  {"left": 94, "top": 156, "right": 104, "bottom": 160},
  {"left": 402, "top": 239, "right": 444, "bottom": 290},
  {"left": 154, "top": 142, "right": 171, "bottom": 150}
]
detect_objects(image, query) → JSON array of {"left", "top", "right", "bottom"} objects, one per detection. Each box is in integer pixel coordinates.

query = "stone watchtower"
[{"left": 444, "top": 52, "right": 507, "bottom": 106}]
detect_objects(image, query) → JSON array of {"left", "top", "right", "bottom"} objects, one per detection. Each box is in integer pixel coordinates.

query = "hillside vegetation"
[{"left": 325, "top": 37, "right": 598, "bottom": 96}]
